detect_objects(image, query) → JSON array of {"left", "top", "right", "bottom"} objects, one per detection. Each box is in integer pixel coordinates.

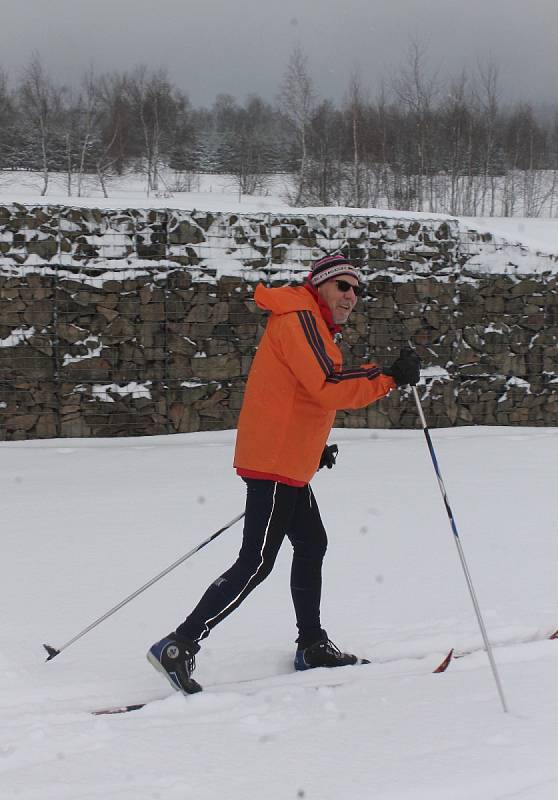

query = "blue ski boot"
[{"left": 147, "top": 633, "right": 202, "bottom": 694}]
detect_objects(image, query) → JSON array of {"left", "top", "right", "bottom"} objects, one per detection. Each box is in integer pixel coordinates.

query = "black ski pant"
[{"left": 176, "top": 479, "right": 328, "bottom": 648}]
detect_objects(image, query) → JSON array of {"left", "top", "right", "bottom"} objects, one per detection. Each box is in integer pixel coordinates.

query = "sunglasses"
[{"left": 334, "top": 279, "right": 363, "bottom": 297}]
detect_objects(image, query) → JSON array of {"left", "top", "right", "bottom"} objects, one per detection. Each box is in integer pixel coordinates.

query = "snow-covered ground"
[
  {"left": 0, "top": 170, "right": 296, "bottom": 214},
  {"left": 0, "top": 169, "right": 457, "bottom": 224},
  {"left": 462, "top": 216, "right": 558, "bottom": 257},
  {"left": 2, "top": 426, "right": 558, "bottom": 799}
]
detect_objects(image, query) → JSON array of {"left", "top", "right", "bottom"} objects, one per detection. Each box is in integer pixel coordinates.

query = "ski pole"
[
  {"left": 411, "top": 385, "right": 509, "bottom": 714},
  {"left": 44, "top": 510, "right": 245, "bottom": 662}
]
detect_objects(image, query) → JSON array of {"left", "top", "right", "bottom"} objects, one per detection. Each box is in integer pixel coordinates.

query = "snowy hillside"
[
  {"left": 2, "top": 169, "right": 558, "bottom": 264},
  {"left": 1, "top": 426, "right": 558, "bottom": 799}
]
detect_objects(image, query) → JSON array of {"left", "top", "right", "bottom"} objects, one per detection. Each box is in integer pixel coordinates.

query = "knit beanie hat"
[{"left": 308, "top": 254, "right": 359, "bottom": 287}]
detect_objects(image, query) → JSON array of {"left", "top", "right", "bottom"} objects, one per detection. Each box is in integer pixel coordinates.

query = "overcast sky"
[{"left": 1, "top": 0, "right": 556, "bottom": 108}]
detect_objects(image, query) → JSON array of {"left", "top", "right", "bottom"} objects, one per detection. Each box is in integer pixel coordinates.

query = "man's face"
[{"left": 317, "top": 277, "right": 359, "bottom": 324}]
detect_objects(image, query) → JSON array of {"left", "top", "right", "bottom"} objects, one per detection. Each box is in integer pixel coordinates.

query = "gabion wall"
[{"left": 0, "top": 203, "right": 557, "bottom": 440}]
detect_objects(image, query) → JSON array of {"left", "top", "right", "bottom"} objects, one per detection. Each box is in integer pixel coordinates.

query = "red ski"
[{"left": 433, "top": 628, "right": 558, "bottom": 673}]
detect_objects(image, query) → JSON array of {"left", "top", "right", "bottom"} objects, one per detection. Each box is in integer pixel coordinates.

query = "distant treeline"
[{"left": 1, "top": 46, "right": 558, "bottom": 215}]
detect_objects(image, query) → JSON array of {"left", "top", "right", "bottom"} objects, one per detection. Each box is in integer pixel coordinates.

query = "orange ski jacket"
[{"left": 233, "top": 283, "right": 396, "bottom": 485}]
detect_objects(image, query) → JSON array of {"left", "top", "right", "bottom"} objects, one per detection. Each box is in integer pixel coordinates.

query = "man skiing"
[{"left": 148, "top": 253, "right": 421, "bottom": 694}]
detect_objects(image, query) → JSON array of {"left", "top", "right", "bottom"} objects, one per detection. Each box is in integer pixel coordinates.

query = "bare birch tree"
[
  {"left": 94, "top": 72, "right": 129, "bottom": 197},
  {"left": 74, "top": 68, "right": 103, "bottom": 197},
  {"left": 19, "top": 55, "right": 61, "bottom": 195},
  {"left": 392, "top": 39, "right": 439, "bottom": 211},
  {"left": 476, "top": 59, "right": 500, "bottom": 216},
  {"left": 126, "top": 66, "right": 186, "bottom": 195},
  {"left": 345, "top": 71, "right": 367, "bottom": 207},
  {"left": 278, "top": 44, "right": 316, "bottom": 205},
  {"left": 0, "top": 67, "right": 15, "bottom": 172}
]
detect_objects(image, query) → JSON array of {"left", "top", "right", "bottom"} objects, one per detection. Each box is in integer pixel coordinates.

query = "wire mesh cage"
[{"left": 0, "top": 204, "right": 557, "bottom": 440}]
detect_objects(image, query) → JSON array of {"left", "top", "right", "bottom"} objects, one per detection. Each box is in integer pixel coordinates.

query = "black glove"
[
  {"left": 318, "top": 443, "right": 338, "bottom": 470},
  {"left": 383, "top": 347, "right": 421, "bottom": 387}
]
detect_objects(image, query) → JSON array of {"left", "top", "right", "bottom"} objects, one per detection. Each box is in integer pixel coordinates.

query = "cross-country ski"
[{"left": 92, "top": 629, "right": 558, "bottom": 714}]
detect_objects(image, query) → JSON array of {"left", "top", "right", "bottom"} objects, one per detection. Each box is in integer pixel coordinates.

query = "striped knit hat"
[{"left": 309, "top": 254, "right": 359, "bottom": 287}]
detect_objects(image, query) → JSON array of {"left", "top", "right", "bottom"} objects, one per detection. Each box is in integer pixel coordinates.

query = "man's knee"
[
  {"left": 226, "top": 549, "right": 277, "bottom": 589},
  {"left": 291, "top": 535, "right": 328, "bottom": 562}
]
